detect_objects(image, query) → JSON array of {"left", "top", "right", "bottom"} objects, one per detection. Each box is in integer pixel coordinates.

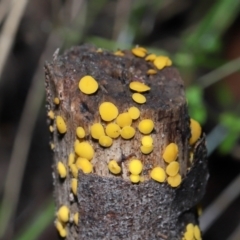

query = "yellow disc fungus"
[
  {"left": 150, "top": 167, "right": 166, "bottom": 183},
  {"left": 138, "top": 119, "right": 154, "bottom": 134},
  {"left": 79, "top": 75, "right": 98, "bottom": 94},
  {"left": 74, "top": 213, "right": 79, "bottom": 225},
  {"left": 55, "top": 220, "right": 67, "bottom": 238},
  {"left": 75, "top": 157, "right": 93, "bottom": 174},
  {"left": 131, "top": 47, "right": 147, "bottom": 57},
  {"left": 129, "top": 159, "right": 143, "bottom": 175},
  {"left": 114, "top": 50, "right": 124, "bottom": 56},
  {"left": 108, "top": 160, "right": 121, "bottom": 174},
  {"left": 99, "top": 135, "right": 113, "bottom": 147},
  {"left": 129, "top": 81, "right": 150, "bottom": 92},
  {"left": 167, "top": 174, "right": 182, "bottom": 187},
  {"left": 128, "top": 106, "right": 140, "bottom": 120},
  {"left": 184, "top": 230, "right": 194, "bottom": 240},
  {"left": 147, "top": 69, "right": 157, "bottom": 75},
  {"left": 57, "top": 205, "right": 70, "bottom": 223},
  {"left": 166, "top": 161, "right": 179, "bottom": 177},
  {"left": 140, "top": 145, "right": 154, "bottom": 154},
  {"left": 130, "top": 174, "right": 140, "bottom": 183},
  {"left": 90, "top": 123, "right": 105, "bottom": 139},
  {"left": 163, "top": 143, "right": 178, "bottom": 163},
  {"left": 194, "top": 225, "right": 201, "bottom": 240},
  {"left": 48, "top": 110, "right": 55, "bottom": 119},
  {"left": 186, "top": 223, "right": 194, "bottom": 233},
  {"left": 166, "top": 58, "right": 172, "bottom": 66},
  {"left": 76, "top": 127, "right": 85, "bottom": 138},
  {"left": 56, "top": 116, "right": 67, "bottom": 134},
  {"left": 71, "top": 178, "right": 78, "bottom": 196},
  {"left": 116, "top": 112, "right": 132, "bottom": 128},
  {"left": 69, "top": 164, "right": 78, "bottom": 178},
  {"left": 141, "top": 135, "right": 153, "bottom": 146},
  {"left": 57, "top": 162, "right": 67, "bottom": 178},
  {"left": 145, "top": 53, "right": 157, "bottom": 61},
  {"left": 50, "top": 142, "right": 55, "bottom": 150},
  {"left": 99, "top": 102, "right": 119, "bottom": 121},
  {"left": 68, "top": 153, "right": 75, "bottom": 166},
  {"left": 54, "top": 97, "right": 60, "bottom": 105},
  {"left": 120, "top": 126, "right": 136, "bottom": 139},
  {"left": 153, "top": 56, "right": 168, "bottom": 70},
  {"left": 49, "top": 125, "right": 54, "bottom": 132},
  {"left": 74, "top": 141, "right": 94, "bottom": 160},
  {"left": 105, "top": 123, "right": 121, "bottom": 138},
  {"left": 189, "top": 118, "right": 202, "bottom": 145},
  {"left": 132, "top": 93, "right": 146, "bottom": 104}
]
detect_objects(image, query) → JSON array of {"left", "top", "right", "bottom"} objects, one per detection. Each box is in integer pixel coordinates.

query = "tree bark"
[{"left": 44, "top": 45, "right": 208, "bottom": 240}]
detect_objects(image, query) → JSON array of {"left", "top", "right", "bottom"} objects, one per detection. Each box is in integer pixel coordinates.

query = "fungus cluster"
[{"left": 182, "top": 223, "right": 202, "bottom": 240}]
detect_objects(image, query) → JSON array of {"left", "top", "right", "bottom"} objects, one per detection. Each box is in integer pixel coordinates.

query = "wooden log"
[{"left": 44, "top": 45, "right": 208, "bottom": 240}]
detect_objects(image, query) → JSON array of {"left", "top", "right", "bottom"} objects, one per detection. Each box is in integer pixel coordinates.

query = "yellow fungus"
[
  {"left": 74, "top": 139, "right": 80, "bottom": 149},
  {"left": 163, "top": 143, "right": 178, "bottom": 163},
  {"left": 71, "top": 178, "right": 78, "bottom": 196},
  {"left": 189, "top": 118, "right": 202, "bottom": 145},
  {"left": 79, "top": 75, "right": 98, "bottom": 94},
  {"left": 108, "top": 160, "right": 121, "bottom": 174},
  {"left": 186, "top": 223, "right": 194, "bottom": 233},
  {"left": 184, "top": 230, "right": 194, "bottom": 240},
  {"left": 166, "top": 161, "right": 179, "bottom": 177},
  {"left": 145, "top": 53, "right": 157, "bottom": 61},
  {"left": 54, "top": 97, "right": 60, "bottom": 105},
  {"left": 153, "top": 56, "right": 169, "bottom": 70},
  {"left": 150, "top": 167, "right": 166, "bottom": 182},
  {"left": 138, "top": 119, "right": 154, "bottom": 134},
  {"left": 57, "top": 162, "right": 67, "bottom": 178},
  {"left": 55, "top": 220, "right": 67, "bottom": 238},
  {"left": 194, "top": 225, "right": 201, "bottom": 240},
  {"left": 90, "top": 123, "right": 105, "bottom": 139},
  {"left": 114, "top": 50, "right": 124, "bottom": 56},
  {"left": 74, "top": 141, "right": 94, "bottom": 160},
  {"left": 132, "top": 93, "right": 146, "bottom": 104},
  {"left": 105, "top": 123, "right": 121, "bottom": 138},
  {"left": 140, "top": 145, "right": 154, "bottom": 154},
  {"left": 130, "top": 174, "right": 140, "bottom": 183},
  {"left": 141, "top": 135, "right": 153, "bottom": 146},
  {"left": 120, "top": 126, "right": 136, "bottom": 139},
  {"left": 99, "top": 102, "right": 119, "bottom": 121},
  {"left": 96, "top": 48, "right": 103, "bottom": 53},
  {"left": 75, "top": 157, "right": 93, "bottom": 174},
  {"left": 48, "top": 110, "right": 55, "bottom": 119},
  {"left": 116, "top": 112, "right": 132, "bottom": 128},
  {"left": 49, "top": 125, "right": 54, "bottom": 132},
  {"left": 129, "top": 159, "right": 143, "bottom": 175},
  {"left": 68, "top": 153, "right": 75, "bottom": 166},
  {"left": 69, "top": 164, "right": 78, "bottom": 178},
  {"left": 74, "top": 212, "right": 79, "bottom": 225},
  {"left": 167, "top": 174, "right": 182, "bottom": 187},
  {"left": 57, "top": 205, "right": 69, "bottom": 223},
  {"left": 128, "top": 106, "right": 140, "bottom": 120},
  {"left": 59, "top": 228, "right": 67, "bottom": 238},
  {"left": 50, "top": 143, "right": 55, "bottom": 150},
  {"left": 99, "top": 135, "right": 113, "bottom": 147},
  {"left": 147, "top": 69, "right": 157, "bottom": 75},
  {"left": 56, "top": 116, "right": 67, "bottom": 134},
  {"left": 189, "top": 152, "right": 194, "bottom": 163},
  {"left": 166, "top": 58, "right": 172, "bottom": 66},
  {"left": 132, "top": 47, "right": 147, "bottom": 57},
  {"left": 129, "top": 81, "right": 150, "bottom": 92},
  {"left": 76, "top": 127, "right": 85, "bottom": 138}
]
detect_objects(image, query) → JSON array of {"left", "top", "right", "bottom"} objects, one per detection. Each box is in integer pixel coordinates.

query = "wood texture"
[{"left": 44, "top": 44, "right": 208, "bottom": 240}]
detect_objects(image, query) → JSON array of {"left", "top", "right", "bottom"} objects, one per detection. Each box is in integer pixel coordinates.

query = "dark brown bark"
[{"left": 44, "top": 45, "right": 208, "bottom": 240}]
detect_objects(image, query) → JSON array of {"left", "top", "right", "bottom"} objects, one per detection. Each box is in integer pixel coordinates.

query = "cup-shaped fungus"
[
  {"left": 71, "top": 178, "right": 78, "bottom": 196},
  {"left": 74, "top": 213, "right": 79, "bottom": 225},
  {"left": 132, "top": 93, "right": 146, "bottom": 104},
  {"left": 120, "top": 126, "right": 136, "bottom": 139},
  {"left": 79, "top": 75, "right": 99, "bottom": 94},
  {"left": 129, "top": 81, "right": 150, "bottom": 92},
  {"left": 167, "top": 174, "right": 182, "bottom": 187},
  {"left": 57, "top": 162, "right": 67, "bottom": 178},
  {"left": 75, "top": 158, "right": 93, "bottom": 174},
  {"left": 99, "top": 102, "right": 119, "bottom": 121},
  {"left": 128, "top": 106, "right": 140, "bottom": 120},
  {"left": 141, "top": 135, "right": 153, "bottom": 146},
  {"left": 74, "top": 142, "right": 94, "bottom": 160},
  {"left": 76, "top": 127, "right": 85, "bottom": 138},
  {"left": 150, "top": 167, "right": 166, "bottom": 183},
  {"left": 140, "top": 145, "right": 153, "bottom": 154},
  {"left": 130, "top": 174, "right": 140, "bottom": 183},
  {"left": 69, "top": 164, "right": 78, "bottom": 178},
  {"left": 90, "top": 123, "right": 105, "bottom": 139},
  {"left": 55, "top": 220, "right": 67, "bottom": 237},
  {"left": 105, "top": 123, "right": 121, "bottom": 138},
  {"left": 163, "top": 143, "right": 178, "bottom": 163},
  {"left": 166, "top": 161, "right": 180, "bottom": 177},
  {"left": 129, "top": 159, "right": 143, "bottom": 175},
  {"left": 56, "top": 116, "right": 67, "bottom": 134},
  {"left": 108, "top": 160, "right": 121, "bottom": 174},
  {"left": 145, "top": 53, "right": 157, "bottom": 61},
  {"left": 131, "top": 47, "right": 147, "bottom": 58},
  {"left": 57, "top": 205, "right": 70, "bottom": 223},
  {"left": 99, "top": 135, "right": 113, "bottom": 147},
  {"left": 189, "top": 118, "right": 202, "bottom": 145},
  {"left": 116, "top": 112, "right": 132, "bottom": 128},
  {"left": 138, "top": 119, "right": 154, "bottom": 134},
  {"left": 194, "top": 225, "right": 201, "bottom": 240}
]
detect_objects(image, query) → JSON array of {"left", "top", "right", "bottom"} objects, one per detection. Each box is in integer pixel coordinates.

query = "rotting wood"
[{"left": 44, "top": 44, "right": 208, "bottom": 240}]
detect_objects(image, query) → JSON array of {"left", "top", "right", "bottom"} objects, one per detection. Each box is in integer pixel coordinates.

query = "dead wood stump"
[{"left": 44, "top": 45, "right": 208, "bottom": 240}]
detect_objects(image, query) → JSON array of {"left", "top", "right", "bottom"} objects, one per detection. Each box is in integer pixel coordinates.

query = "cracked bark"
[{"left": 44, "top": 44, "right": 208, "bottom": 240}]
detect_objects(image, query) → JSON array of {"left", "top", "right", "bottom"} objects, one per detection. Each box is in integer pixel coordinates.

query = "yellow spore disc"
[
  {"left": 145, "top": 53, "right": 157, "bottom": 61},
  {"left": 132, "top": 93, "right": 146, "bottom": 104},
  {"left": 99, "top": 102, "right": 119, "bottom": 121},
  {"left": 90, "top": 123, "right": 105, "bottom": 139},
  {"left": 74, "top": 141, "right": 94, "bottom": 160},
  {"left": 56, "top": 116, "right": 67, "bottom": 134},
  {"left": 76, "top": 127, "right": 85, "bottom": 138},
  {"left": 166, "top": 161, "right": 179, "bottom": 176},
  {"left": 128, "top": 106, "right": 140, "bottom": 120},
  {"left": 79, "top": 75, "right": 98, "bottom": 94},
  {"left": 130, "top": 174, "right": 140, "bottom": 183},
  {"left": 167, "top": 174, "right": 182, "bottom": 187},
  {"left": 153, "top": 56, "right": 168, "bottom": 70},
  {"left": 138, "top": 119, "right": 154, "bottom": 134},
  {"left": 99, "top": 135, "right": 113, "bottom": 147},
  {"left": 106, "top": 123, "right": 121, "bottom": 138},
  {"left": 150, "top": 167, "right": 166, "bottom": 183},
  {"left": 131, "top": 47, "right": 147, "bottom": 57},
  {"left": 75, "top": 157, "right": 93, "bottom": 174},
  {"left": 189, "top": 118, "right": 202, "bottom": 145},
  {"left": 120, "top": 126, "right": 136, "bottom": 139},
  {"left": 141, "top": 135, "right": 153, "bottom": 146},
  {"left": 193, "top": 225, "right": 201, "bottom": 240},
  {"left": 108, "top": 160, "right": 121, "bottom": 174},
  {"left": 71, "top": 178, "right": 78, "bottom": 196},
  {"left": 57, "top": 205, "right": 69, "bottom": 223},
  {"left": 57, "top": 162, "right": 67, "bottom": 178},
  {"left": 140, "top": 145, "right": 153, "bottom": 154},
  {"left": 116, "top": 112, "right": 132, "bottom": 128},
  {"left": 129, "top": 159, "right": 143, "bottom": 175},
  {"left": 129, "top": 81, "right": 150, "bottom": 92},
  {"left": 147, "top": 69, "right": 157, "bottom": 75},
  {"left": 163, "top": 143, "right": 178, "bottom": 163}
]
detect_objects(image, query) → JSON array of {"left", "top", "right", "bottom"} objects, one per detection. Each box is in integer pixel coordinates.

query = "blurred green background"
[{"left": 0, "top": 0, "right": 240, "bottom": 239}]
